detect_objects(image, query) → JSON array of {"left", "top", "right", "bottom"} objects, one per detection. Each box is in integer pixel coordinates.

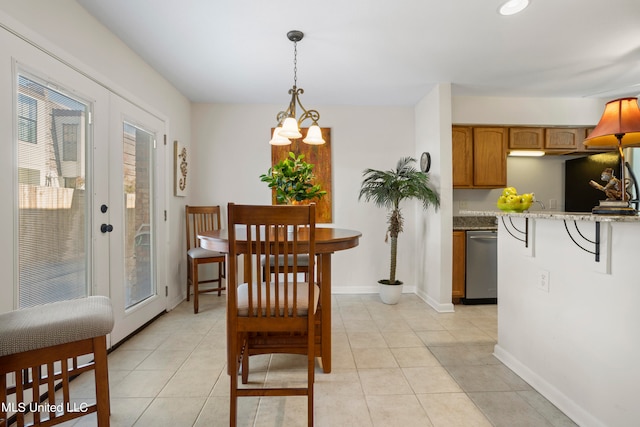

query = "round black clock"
[{"left": 420, "top": 152, "right": 431, "bottom": 173}]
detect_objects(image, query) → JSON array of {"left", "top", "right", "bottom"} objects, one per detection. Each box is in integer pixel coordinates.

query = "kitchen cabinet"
[
  {"left": 509, "top": 127, "right": 544, "bottom": 149},
  {"left": 452, "top": 126, "right": 507, "bottom": 188},
  {"left": 452, "top": 230, "right": 466, "bottom": 302},
  {"left": 545, "top": 128, "right": 585, "bottom": 151},
  {"left": 452, "top": 126, "right": 473, "bottom": 187}
]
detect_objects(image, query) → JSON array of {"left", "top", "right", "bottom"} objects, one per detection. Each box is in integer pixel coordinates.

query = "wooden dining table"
[{"left": 198, "top": 226, "right": 361, "bottom": 373}]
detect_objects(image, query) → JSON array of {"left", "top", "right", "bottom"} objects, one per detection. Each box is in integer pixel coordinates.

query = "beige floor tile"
[
  {"left": 134, "top": 396, "right": 206, "bottom": 426},
  {"left": 348, "top": 331, "right": 388, "bottom": 348},
  {"left": 134, "top": 349, "right": 191, "bottom": 371},
  {"left": 468, "top": 391, "right": 554, "bottom": 427},
  {"left": 366, "top": 394, "right": 433, "bottom": 427},
  {"left": 448, "top": 326, "right": 495, "bottom": 344},
  {"left": 358, "top": 368, "right": 413, "bottom": 395},
  {"left": 315, "top": 369, "right": 363, "bottom": 396},
  {"left": 110, "top": 370, "right": 175, "bottom": 398},
  {"left": 253, "top": 396, "right": 309, "bottom": 427},
  {"left": 352, "top": 347, "right": 399, "bottom": 369},
  {"left": 517, "top": 390, "right": 578, "bottom": 427},
  {"left": 91, "top": 294, "right": 577, "bottom": 426},
  {"left": 390, "top": 346, "right": 440, "bottom": 368},
  {"left": 194, "top": 395, "right": 258, "bottom": 427},
  {"left": 429, "top": 344, "right": 501, "bottom": 366},
  {"left": 416, "top": 330, "right": 458, "bottom": 346},
  {"left": 156, "top": 332, "right": 205, "bottom": 351},
  {"left": 315, "top": 394, "right": 373, "bottom": 427},
  {"left": 107, "top": 349, "right": 152, "bottom": 370},
  {"left": 403, "top": 366, "right": 463, "bottom": 394},
  {"left": 116, "top": 332, "right": 170, "bottom": 351},
  {"left": 446, "top": 364, "right": 532, "bottom": 392},
  {"left": 158, "top": 367, "right": 219, "bottom": 397},
  {"left": 418, "top": 392, "right": 492, "bottom": 427},
  {"left": 381, "top": 330, "right": 424, "bottom": 347}
]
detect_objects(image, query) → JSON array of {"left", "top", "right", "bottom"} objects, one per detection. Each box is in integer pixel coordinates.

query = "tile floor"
[{"left": 61, "top": 293, "right": 577, "bottom": 426}]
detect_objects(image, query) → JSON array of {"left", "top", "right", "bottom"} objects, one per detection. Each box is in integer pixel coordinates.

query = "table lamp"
[{"left": 584, "top": 97, "right": 640, "bottom": 215}]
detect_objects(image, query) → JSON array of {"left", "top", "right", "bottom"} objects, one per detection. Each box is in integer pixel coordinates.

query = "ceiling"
[{"left": 76, "top": 0, "right": 640, "bottom": 106}]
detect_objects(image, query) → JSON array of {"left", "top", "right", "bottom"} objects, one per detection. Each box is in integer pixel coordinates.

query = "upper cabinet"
[
  {"left": 509, "top": 127, "right": 544, "bottom": 149},
  {"left": 453, "top": 126, "right": 507, "bottom": 188},
  {"left": 508, "top": 126, "right": 599, "bottom": 154},
  {"left": 545, "top": 128, "right": 585, "bottom": 151},
  {"left": 452, "top": 126, "right": 473, "bottom": 187}
]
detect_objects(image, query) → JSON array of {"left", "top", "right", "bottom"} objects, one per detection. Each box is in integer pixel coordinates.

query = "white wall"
[
  {"left": 451, "top": 96, "right": 608, "bottom": 213},
  {"left": 0, "top": 0, "right": 192, "bottom": 309},
  {"left": 190, "top": 103, "right": 418, "bottom": 293},
  {"left": 495, "top": 217, "right": 640, "bottom": 426},
  {"left": 415, "top": 84, "right": 454, "bottom": 311}
]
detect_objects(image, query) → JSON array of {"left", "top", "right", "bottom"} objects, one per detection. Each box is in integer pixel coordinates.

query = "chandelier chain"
[{"left": 293, "top": 41, "right": 298, "bottom": 87}]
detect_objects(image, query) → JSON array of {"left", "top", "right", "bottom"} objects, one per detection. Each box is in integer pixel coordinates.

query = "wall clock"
[{"left": 420, "top": 152, "right": 431, "bottom": 173}]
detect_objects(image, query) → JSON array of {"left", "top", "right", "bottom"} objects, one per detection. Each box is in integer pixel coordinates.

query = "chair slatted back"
[
  {"left": 227, "top": 203, "right": 316, "bottom": 331},
  {"left": 186, "top": 205, "right": 222, "bottom": 251}
]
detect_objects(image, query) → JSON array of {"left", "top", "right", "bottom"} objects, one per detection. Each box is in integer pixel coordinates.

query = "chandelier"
[{"left": 269, "top": 30, "right": 325, "bottom": 145}]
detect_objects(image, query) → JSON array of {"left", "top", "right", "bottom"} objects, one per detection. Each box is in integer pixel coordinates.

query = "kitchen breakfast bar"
[{"left": 490, "top": 211, "right": 640, "bottom": 427}]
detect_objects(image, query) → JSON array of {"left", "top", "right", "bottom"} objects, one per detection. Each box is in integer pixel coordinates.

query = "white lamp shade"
[
  {"left": 302, "top": 125, "right": 325, "bottom": 144},
  {"left": 269, "top": 127, "right": 291, "bottom": 145},
  {"left": 279, "top": 117, "right": 302, "bottom": 139}
]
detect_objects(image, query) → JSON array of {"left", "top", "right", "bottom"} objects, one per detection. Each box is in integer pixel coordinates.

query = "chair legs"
[{"left": 187, "top": 257, "right": 225, "bottom": 314}]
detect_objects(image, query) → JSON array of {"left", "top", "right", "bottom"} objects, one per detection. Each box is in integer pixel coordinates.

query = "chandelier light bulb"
[
  {"left": 279, "top": 117, "right": 303, "bottom": 139},
  {"left": 303, "top": 125, "right": 324, "bottom": 144},
  {"left": 269, "top": 126, "right": 291, "bottom": 145}
]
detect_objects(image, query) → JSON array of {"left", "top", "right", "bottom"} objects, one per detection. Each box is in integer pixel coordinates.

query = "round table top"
[{"left": 198, "top": 226, "right": 362, "bottom": 254}]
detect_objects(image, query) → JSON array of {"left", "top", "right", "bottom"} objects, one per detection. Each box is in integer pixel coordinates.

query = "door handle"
[{"left": 100, "top": 224, "right": 114, "bottom": 233}]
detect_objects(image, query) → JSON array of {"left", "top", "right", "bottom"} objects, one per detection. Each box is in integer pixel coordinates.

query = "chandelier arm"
[{"left": 292, "top": 89, "right": 320, "bottom": 126}]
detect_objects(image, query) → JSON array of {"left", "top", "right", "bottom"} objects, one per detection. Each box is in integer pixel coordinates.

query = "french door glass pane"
[
  {"left": 17, "top": 74, "right": 89, "bottom": 308},
  {"left": 123, "top": 122, "right": 155, "bottom": 309}
]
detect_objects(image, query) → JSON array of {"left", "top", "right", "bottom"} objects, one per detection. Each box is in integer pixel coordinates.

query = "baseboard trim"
[{"left": 493, "top": 344, "right": 605, "bottom": 427}]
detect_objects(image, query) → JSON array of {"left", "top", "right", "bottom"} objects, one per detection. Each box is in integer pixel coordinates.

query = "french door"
[
  {"left": 2, "top": 26, "right": 166, "bottom": 347},
  {"left": 106, "top": 94, "right": 167, "bottom": 344}
]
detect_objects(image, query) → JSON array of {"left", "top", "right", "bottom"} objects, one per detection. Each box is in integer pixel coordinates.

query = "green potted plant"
[
  {"left": 260, "top": 151, "right": 326, "bottom": 204},
  {"left": 359, "top": 156, "right": 440, "bottom": 304}
]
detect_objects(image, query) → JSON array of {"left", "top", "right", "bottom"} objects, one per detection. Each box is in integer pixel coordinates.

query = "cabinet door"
[
  {"left": 509, "top": 127, "right": 544, "bottom": 149},
  {"left": 452, "top": 231, "right": 466, "bottom": 300},
  {"left": 473, "top": 127, "right": 507, "bottom": 187},
  {"left": 452, "top": 126, "right": 473, "bottom": 188},
  {"left": 545, "top": 128, "right": 584, "bottom": 150}
]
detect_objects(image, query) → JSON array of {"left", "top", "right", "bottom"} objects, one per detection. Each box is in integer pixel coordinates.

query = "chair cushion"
[
  {"left": 260, "top": 254, "right": 310, "bottom": 267},
  {"left": 188, "top": 247, "right": 225, "bottom": 259},
  {"left": 0, "top": 296, "right": 114, "bottom": 357},
  {"left": 237, "top": 282, "right": 320, "bottom": 317}
]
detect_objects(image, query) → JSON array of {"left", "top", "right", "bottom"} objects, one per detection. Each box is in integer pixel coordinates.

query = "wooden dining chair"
[
  {"left": 186, "top": 205, "right": 226, "bottom": 314},
  {"left": 226, "top": 203, "right": 317, "bottom": 427}
]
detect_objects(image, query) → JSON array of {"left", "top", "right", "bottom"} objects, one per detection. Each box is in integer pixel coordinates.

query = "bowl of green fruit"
[{"left": 497, "top": 187, "right": 534, "bottom": 213}]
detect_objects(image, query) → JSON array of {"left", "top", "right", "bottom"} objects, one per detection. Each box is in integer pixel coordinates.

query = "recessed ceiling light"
[{"left": 499, "top": 0, "right": 530, "bottom": 16}]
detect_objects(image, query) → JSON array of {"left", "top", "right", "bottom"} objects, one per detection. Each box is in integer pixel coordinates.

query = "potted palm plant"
[
  {"left": 359, "top": 156, "right": 440, "bottom": 304},
  {"left": 260, "top": 151, "right": 326, "bottom": 204}
]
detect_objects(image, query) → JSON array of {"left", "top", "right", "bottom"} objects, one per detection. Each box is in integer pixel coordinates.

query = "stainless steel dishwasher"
[{"left": 463, "top": 230, "right": 498, "bottom": 304}]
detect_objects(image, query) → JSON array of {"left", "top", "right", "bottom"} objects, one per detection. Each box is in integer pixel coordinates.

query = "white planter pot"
[{"left": 378, "top": 280, "right": 403, "bottom": 304}]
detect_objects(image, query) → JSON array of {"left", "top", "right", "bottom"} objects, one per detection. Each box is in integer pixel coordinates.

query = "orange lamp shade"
[{"left": 584, "top": 97, "right": 640, "bottom": 147}]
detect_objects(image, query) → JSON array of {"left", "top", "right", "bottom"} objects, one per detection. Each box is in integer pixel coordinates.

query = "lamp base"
[{"left": 592, "top": 200, "right": 637, "bottom": 215}]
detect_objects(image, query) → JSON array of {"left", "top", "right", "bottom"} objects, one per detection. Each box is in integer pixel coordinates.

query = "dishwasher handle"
[{"left": 468, "top": 234, "right": 497, "bottom": 240}]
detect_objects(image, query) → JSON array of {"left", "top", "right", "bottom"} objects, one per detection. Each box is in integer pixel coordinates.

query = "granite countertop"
[
  {"left": 460, "top": 210, "right": 640, "bottom": 223},
  {"left": 453, "top": 215, "right": 498, "bottom": 230}
]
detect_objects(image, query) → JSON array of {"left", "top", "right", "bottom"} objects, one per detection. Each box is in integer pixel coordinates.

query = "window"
[
  {"left": 18, "top": 93, "right": 37, "bottom": 143},
  {"left": 62, "top": 123, "right": 78, "bottom": 161}
]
